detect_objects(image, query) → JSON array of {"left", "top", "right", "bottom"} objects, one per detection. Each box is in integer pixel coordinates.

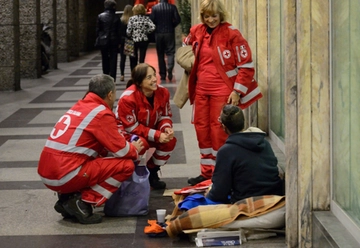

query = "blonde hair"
[
  {"left": 132, "top": 4, "right": 146, "bottom": 15},
  {"left": 121, "top": 5, "right": 133, "bottom": 24},
  {"left": 199, "top": 0, "right": 228, "bottom": 23}
]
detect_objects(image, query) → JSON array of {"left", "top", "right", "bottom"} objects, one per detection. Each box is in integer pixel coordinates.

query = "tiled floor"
[{"left": 0, "top": 45, "right": 286, "bottom": 248}]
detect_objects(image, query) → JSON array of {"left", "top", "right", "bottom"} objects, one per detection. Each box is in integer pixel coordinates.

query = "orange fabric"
[{"left": 144, "top": 220, "right": 167, "bottom": 234}]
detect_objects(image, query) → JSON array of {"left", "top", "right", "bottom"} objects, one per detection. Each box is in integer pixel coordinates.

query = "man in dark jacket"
[
  {"left": 206, "top": 105, "right": 284, "bottom": 203},
  {"left": 96, "top": 0, "right": 120, "bottom": 81},
  {"left": 150, "top": 0, "right": 181, "bottom": 81}
]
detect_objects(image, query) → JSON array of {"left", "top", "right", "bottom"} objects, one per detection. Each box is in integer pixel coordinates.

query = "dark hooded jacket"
[{"left": 207, "top": 127, "right": 284, "bottom": 203}]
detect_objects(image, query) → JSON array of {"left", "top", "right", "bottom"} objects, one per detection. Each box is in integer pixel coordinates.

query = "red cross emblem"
[
  {"left": 50, "top": 115, "right": 71, "bottom": 139},
  {"left": 126, "top": 115, "right": 134, "bottom": 123},
  {"left": 223, "top": 50, "right": 231, "bottom": 59}
]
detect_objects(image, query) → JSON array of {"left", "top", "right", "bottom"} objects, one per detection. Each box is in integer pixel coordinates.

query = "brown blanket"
[{"left": 166, "top": 195, "right": 285, "bottom": 238}]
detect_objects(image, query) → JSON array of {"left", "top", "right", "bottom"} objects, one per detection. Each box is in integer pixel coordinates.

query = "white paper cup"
[{"left": 156, "top": 209, "right": 166, "bottom": 223}]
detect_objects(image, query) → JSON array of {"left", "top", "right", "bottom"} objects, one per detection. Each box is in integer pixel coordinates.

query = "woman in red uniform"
[
  {"left": 184, "top": 0, "right": 263, "bottom": 185},
  {"left": 116, "top": 63, "right": 177, "bottom": 189}
]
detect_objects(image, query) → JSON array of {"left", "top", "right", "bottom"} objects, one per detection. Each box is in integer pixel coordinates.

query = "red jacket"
[
  {"left": 38, "top": 93, "right": 139, "bottom": 182},
  {"left": 116, "top": 84, "right": 173, "bottom": 142},
  {"left": 184, "top": 22, "right": 262, "bottom": 109}
]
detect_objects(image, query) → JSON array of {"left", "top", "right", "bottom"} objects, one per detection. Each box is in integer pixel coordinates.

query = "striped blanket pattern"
[{"left": 166, "top": 195, "right": 285, "bottom": 238}]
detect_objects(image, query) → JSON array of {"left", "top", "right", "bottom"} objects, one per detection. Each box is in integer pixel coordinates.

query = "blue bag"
[{"left": 104, "top": 165, "right": 150, "bottom": 216}]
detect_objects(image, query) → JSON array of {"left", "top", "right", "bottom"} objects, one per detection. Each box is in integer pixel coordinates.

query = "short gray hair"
[{"left": 88, "top": 74, "right": 115, "bottom": 99}]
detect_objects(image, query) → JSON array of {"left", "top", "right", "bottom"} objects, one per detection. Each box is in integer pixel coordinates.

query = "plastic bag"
[{"left": 104, "top": 165, "right": 150, "bottom": 216}]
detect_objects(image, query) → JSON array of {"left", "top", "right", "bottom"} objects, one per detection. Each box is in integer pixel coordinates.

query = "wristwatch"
[{"left": 233, "top": 90, "right": 240, "bottom": 97}]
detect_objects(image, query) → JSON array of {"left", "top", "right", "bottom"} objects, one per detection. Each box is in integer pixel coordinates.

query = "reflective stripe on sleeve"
[
  {"left": 238, "top": 62, "right": 254, "bottom": 68},
  {"left": 148, "top": 129, "right": 156, "bottom": 142},
  {"left": 114, "top": 141, "right": 131, "bottom": 157},
  {"left": 159, "top": 123, "right": 171, "bottom": 130},
  {"left": 225, "top": 68, "right": 238, "bottom": 78},
  {"left": 240, "top": 87, "right": 261, "bottom": 104},
  {"left": 234, "top": 83, "right": 249, "bottom": 94},
  {"left": 236, "top": 46, "right": 241, "bottom": 62},
  {"left": 217, "top": 46, "right": 225, "bottom": 65},
  {"left": 158, "top": 116, "right": 171, "bottom": 122},
  {"left": 125, "top": 122, "right": 139, "bottom": 132},
  {"left": 69, "top": 105, "right": 106, "bottom": 146}
]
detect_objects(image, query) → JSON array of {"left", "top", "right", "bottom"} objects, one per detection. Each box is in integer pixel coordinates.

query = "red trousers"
[
  {"left": 193, "top": 94, "right": 228, "bottom": 178},
  {"left": 45, "top": 157, "right": 135, "bottom": 207},
  {"left": 137, "top": 136, "right": 177, "bottom": 169}
]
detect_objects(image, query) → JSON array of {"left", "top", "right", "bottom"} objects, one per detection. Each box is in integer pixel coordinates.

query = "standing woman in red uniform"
[
  {"left": 184, "top": 0, "right": 263, "bottom": 185},
  {"left": 116, "top": 63, "right": 177, "bottom": 189}
]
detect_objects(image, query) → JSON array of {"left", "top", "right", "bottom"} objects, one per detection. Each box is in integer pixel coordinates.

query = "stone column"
[
  {"left": 57, "top": 0, "right": 69, "bottom": 62},
  {"left": 0, "top": 0, "right": 20, "bottom": 91},
  {"left": 19, "top": 0, "right": 41, "bottom": 78},
  {"left": 40, "top": 0, "right": 58, "bottom": 69},
  {"left": 68, "top": 0, "right": 79, "bottom": 57},
  {"left": 78, "top": 0, "right": 88, "bottom": 52}
]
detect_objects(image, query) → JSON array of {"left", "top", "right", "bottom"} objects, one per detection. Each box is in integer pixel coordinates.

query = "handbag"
[
  {"left": 173, "top": 70, "right": 189, "bottom": 109},
  {"left": 94, "top": 33, "right": 109, "bottom": 48},
  {"left": 173, "top": 46, "right": 194, "bottom": 108},
  {"left": 94, "top": 14, "right": 115, "bottom": 48},
  {"left": 124, "top": 37, "right": 135, "bottom": 57},
  {"left": 104, "top": 165, "right": 150, "bottom": 216}
]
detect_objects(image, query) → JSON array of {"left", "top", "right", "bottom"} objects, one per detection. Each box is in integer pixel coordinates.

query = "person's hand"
[
  {"left": 159, "top": 132, "right": 172, "bottom": 143},
  {"left": 227, "top": 91, "right": 240, "bottom": 106},
  {"left": 164, "top": 127, "right": 174, "bottom": 140},
  {"left": 131, "top": 139, "right": 144, "bottom": 153}
]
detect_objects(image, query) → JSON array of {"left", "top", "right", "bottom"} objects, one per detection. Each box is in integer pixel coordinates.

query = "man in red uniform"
[{"left": 38, "top": 74, "right": 143, "bottom": 224}]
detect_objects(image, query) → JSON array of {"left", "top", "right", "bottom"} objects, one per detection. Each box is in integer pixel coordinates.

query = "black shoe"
[
  {"left": 160, "top": 76, "right": 166, "bottom": 81},
  {"left": 168, "top": 71, "right": 173, "bottom": 81},
  {"left": 62, "top": 194, "right": 102, "bottom": 224},
  {"left": 54, "top": 200, "right": 74, "bottom": 219},
  {"left": 148, "top": 166, "right": 166, "bottom": 190},
  {"left": 188, "top": 175, "right": 208, "bottom": 186},
  {"left": 54, "top": 193, "right": 76, "bottom": 218}
]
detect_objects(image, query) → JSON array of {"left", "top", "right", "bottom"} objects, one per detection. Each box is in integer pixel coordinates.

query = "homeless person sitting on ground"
[
  {"left": 166, "top": 104, "right": 285, "bottom": 237},
  {"left": 37, "top": 74, "right": 144, "bottom": 224}
]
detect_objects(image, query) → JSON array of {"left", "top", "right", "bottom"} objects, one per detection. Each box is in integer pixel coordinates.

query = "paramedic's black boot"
[
  {"left": 148, "top": 166, "right": 166, "bottom": 190},
  {"left": 62, "top": 194, "right": 102, "bottom": 224},
  {"left": 188, "top": 175, "right": 208, "bottom": 186},
  {"left": 54, "top": 193, "right": 75, "bottom": 219}
]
